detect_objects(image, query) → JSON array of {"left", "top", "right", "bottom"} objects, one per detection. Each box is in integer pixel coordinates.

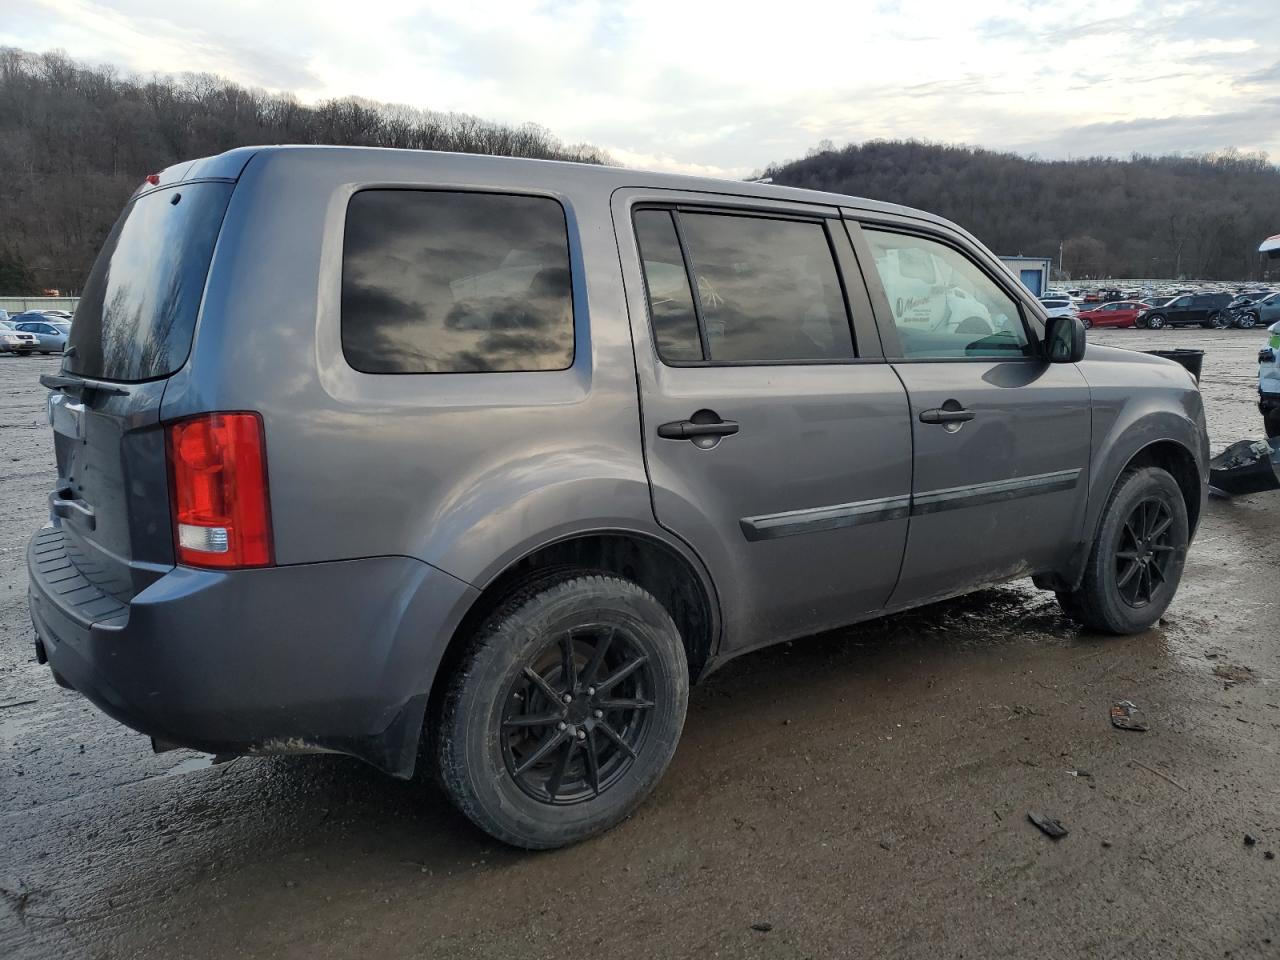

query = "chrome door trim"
[{"left": 739, "top": 469, "right": 1082, "bottom": 541}]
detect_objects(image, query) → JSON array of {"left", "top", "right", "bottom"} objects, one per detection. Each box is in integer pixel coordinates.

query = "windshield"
[{"left": 66, "top": 182, "right": 233, "bottom": 381}]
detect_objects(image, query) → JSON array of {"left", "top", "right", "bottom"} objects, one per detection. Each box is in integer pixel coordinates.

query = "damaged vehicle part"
[{"left": 1209, "top": 438, "right": 1280, "bottom": 498}]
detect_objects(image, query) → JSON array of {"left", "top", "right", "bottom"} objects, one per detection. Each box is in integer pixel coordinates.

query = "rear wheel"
[
  {"left": 1210, "top": 311, "right": 1230, "bottom": 329},
  {"left": 434, "top": 573, "right": 689, "bottom": 848},
  {"left": 1056, "top": 467, "right": 1189, "bottom": 634},
  {"left": 1080, "top": 317, "right": 1093, "bottom": 329}
]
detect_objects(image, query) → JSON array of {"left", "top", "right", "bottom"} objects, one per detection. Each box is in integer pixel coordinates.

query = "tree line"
[
  {"left": 759, "top": 139, "right": 1280, "bottom": 281},
  {"left": 0, "top": 48, "right": 610, "bottom": 293}
]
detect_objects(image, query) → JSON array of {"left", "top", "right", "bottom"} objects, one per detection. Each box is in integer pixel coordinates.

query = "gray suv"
[{"left": 28, "top": 147, "right": 1209, "bottom": 848}]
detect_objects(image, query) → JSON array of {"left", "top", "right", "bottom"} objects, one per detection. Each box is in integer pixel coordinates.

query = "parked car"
[
  {"left": 28, "top": 146, "right": 1209, "bottom": 849},
  {"left": 1140, "top": 292, "right": 1234, "bottom": 329},
  {"left": 0, "top": 320, "right": 39, "bottom": 354},
  {"left": 14, "top": 318, "right": 70, "bottom": 353},
  {"left": 1235, "top": 291, "right": 1280, "bottom": 330},
  {"left": 1227, "top": 291, "right": 1272, "bottom": 311},
  {"left": 1038, "top": 295, "right": 1079, "bottom": 320},
  {"left": 0, "top": 309, "right": 9, "bottom": 322},
  {"left": 41, "top": 310, "right": 74, "bottom": 320},
  {"left": 1078, "top": 301, "right": 1147, "bottom": 329}
]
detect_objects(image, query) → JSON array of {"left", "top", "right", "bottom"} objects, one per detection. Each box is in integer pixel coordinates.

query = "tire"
[
  {"left": 1080, "top": 317, "right": 1093, "bottom": 329},
  {"left": 1209, "top": 311, "right": 1230, "bottom": 329},
  {"left": 1145, "top": 314, "right": 1166, "bottom": 329},
  {"left": 1056, "top": 466, "right": 1189, "bottom": 634},
  {"left": 1265, "top": 407, "right": 1280, "bottom": 440},
  {"left": 434, "top": 573, "right": 689, "bottom": 849},
  {"left": 1237, "top": 313, "right": 1258, "bottom": 330}
]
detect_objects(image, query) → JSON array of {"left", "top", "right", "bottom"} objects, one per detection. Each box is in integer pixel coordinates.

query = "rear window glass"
[
  {"left": 341, "top": 190, "right": 574, "bottom": 374},
  {"left": 67, "top": 183, "right": 233, "bottom": 381}
]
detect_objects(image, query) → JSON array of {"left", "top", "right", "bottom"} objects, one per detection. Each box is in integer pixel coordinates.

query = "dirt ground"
[{"left": 2, "top": 329, "right": 1278, "bottom": 959}]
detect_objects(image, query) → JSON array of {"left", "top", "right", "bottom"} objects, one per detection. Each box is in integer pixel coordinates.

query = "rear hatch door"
[{"left": 44, "top": 179, "right": 235, "bottom": 605}]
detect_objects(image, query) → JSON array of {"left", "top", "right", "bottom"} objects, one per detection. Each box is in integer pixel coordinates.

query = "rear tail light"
[{"left": 166, "top": 413, "right": 273, "bottom": 568}]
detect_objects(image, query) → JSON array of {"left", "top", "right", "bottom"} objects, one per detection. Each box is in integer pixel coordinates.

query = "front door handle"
[
  {"left": 657, "top": 418, "right": 740, "bottom": 440},
  {"left": 919, "top": 407, "right": 975, "bottom": 425}
]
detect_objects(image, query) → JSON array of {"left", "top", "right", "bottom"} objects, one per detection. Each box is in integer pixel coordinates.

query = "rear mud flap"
[{"left": 1209, "top": 438, "right": 1280, "bottom": 497}]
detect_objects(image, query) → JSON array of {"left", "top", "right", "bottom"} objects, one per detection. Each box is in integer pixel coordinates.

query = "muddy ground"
[{"left": 2, "top": 329, "right": 1278, "bottom": 959}]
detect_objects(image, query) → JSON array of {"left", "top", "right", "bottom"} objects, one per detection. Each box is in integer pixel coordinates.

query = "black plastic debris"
[
  {"left": 750, "top": 922, "right": 774, "bottom": 933},
  {"left": 1245, "top": 834, "right": 1260, "bottom": 846},
  {"left": 1111, "top": 700, "right": 1149, "bottom": 732},
  {"left": 1209, "top": 438, "right": 1280, "bottom": 498},
  {"left": 1028, "top": 812, "right": 1069, "bottom": 839},
  {"left": 1144, "top": 348, "right": 1204, "bottom": 381}
]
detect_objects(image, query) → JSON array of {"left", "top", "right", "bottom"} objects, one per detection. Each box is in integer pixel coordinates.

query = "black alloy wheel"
[
  {"left": 434, "top": 573, "right": 689, "bottom": 848},
  {"left": 1113, "top": 497, "right": 1177, "bottom": 609},
  {"left": 1210, "top": 311, "right": 1230, "bottom": 329},
  {"left": 501, "top": 624, "right": 656, "bottom": 804}
]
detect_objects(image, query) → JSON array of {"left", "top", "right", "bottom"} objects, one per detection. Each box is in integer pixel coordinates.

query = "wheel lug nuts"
[
  {"left": 594, "top": 709, "right": 603, "bottom": 719},
  {"left": 562, "top": 693, "right": 573, "bottom": 704},
  {"left": 557, "top": 721, "right": 567, "bottom": 731},
  {"left": 586, "top": 686, "right": 596, "bottom": 696},
  {"left": 576, "top": 730, "right": 586, "bottom": 740}
]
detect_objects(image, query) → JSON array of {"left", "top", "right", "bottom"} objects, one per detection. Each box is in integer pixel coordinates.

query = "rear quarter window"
[{"left": 340, "top": 190, "right": 575, "bottom": 374}]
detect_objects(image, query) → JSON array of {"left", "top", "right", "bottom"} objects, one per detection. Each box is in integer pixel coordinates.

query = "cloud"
[{"left": 2, "top": 0, "right": 1278, "bottom": 176}]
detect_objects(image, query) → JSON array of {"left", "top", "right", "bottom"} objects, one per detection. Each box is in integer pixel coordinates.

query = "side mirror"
[{"left": 1044, "top": 314, "right": 1086, "bottom": 363}]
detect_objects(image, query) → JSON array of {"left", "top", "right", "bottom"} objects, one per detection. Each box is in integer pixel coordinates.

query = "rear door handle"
[
  {"left": 657, "top": 419, "right": 740, "bottom": 440},
  {"left": 919, "top": 407, "right": 975, "bottom": 425}
]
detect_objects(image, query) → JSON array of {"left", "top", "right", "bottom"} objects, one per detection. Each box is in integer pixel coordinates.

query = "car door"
[
  {"left": 23, "top": 322, "right": 54, "bottom": 349},
  {"left": 612, "top": 191, "right": 913, "bottom": 653},
  {"left": 848, "top": 217, "right": 1092, "bottom": 607}
]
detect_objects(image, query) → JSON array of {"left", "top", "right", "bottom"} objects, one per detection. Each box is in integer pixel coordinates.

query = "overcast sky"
[{"left": 4, "top": 0, "right": 1278, "bottom": 177}]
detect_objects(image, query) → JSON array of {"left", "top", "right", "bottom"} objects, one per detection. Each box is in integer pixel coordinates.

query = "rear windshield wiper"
[{"left": 39, "top": 373, "right": 129, "bottom": 398}]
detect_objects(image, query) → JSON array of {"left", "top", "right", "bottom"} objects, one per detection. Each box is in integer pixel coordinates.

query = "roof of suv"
[{"left": 146, "top": 144, "right": 961, "bottom": 236}]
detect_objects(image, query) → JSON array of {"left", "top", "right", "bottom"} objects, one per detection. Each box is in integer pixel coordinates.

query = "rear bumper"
[{"left": 28, "top": 525, "right": 478, "bottom": 776}]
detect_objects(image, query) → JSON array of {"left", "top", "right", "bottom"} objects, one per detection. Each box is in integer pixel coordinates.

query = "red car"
[{"left": 1078, "top": 300, "right": 1146, "bottom": 329}]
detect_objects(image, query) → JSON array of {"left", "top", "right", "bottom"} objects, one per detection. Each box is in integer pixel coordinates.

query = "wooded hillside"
[
  {"left": 760, "top": 140, "right": 1280, "bottom": 281},
  {"left": 0, "top": 48, "right": 609, "bottom": 293}
]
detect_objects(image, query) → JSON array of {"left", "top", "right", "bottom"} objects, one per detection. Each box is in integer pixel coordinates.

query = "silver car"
[
  {"left": 28, "top": 146, "right": 1209, "bottom": 849},
  {"left": 14, "top": 318, "right": 70, "bottom": 353}
]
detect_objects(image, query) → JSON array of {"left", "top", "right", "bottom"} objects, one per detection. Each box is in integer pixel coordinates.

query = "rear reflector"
[{"left": 166, "top": 413, "right": 272, "bottom": 569}]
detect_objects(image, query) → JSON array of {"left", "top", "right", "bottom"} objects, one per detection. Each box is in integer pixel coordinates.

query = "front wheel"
[
  {"left": 434, "top": 573, "right": 689, "bottom": 848},
  {"left": 1056, "top": 467, "right": 1189, "bottom": 634},
  {"left": 1237, "top": 313, "right": 1258, "bottom": 329},
  {"left": 1145, "top": 314, "right": 1166, "bottom": 329}
]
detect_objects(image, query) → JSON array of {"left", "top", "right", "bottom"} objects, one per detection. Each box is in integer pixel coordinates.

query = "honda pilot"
[{"left": 29, "top": 147, "right": 1209, "bottom": 848}]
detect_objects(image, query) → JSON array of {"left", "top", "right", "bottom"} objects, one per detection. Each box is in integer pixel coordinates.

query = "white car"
[
  {"left": 0, "top": 320, "right": 39, "bottom": 354},
  {"left": 1038, "top": 295, "right": 1080, "bottom": 320}
]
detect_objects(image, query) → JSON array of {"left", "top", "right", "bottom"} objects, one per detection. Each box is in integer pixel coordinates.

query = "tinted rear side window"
[
  {"left": 341, "top": 190, "right": 574, "bottom": 374},
  {"left": 67, "top": 182, "right": 233, "bottom": 381},
  {"left": 634, "top": 209, "right": 703, "bottom": 362},
  {"left": 677, "top": 213, "right": 853, "bottom": 363}
]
